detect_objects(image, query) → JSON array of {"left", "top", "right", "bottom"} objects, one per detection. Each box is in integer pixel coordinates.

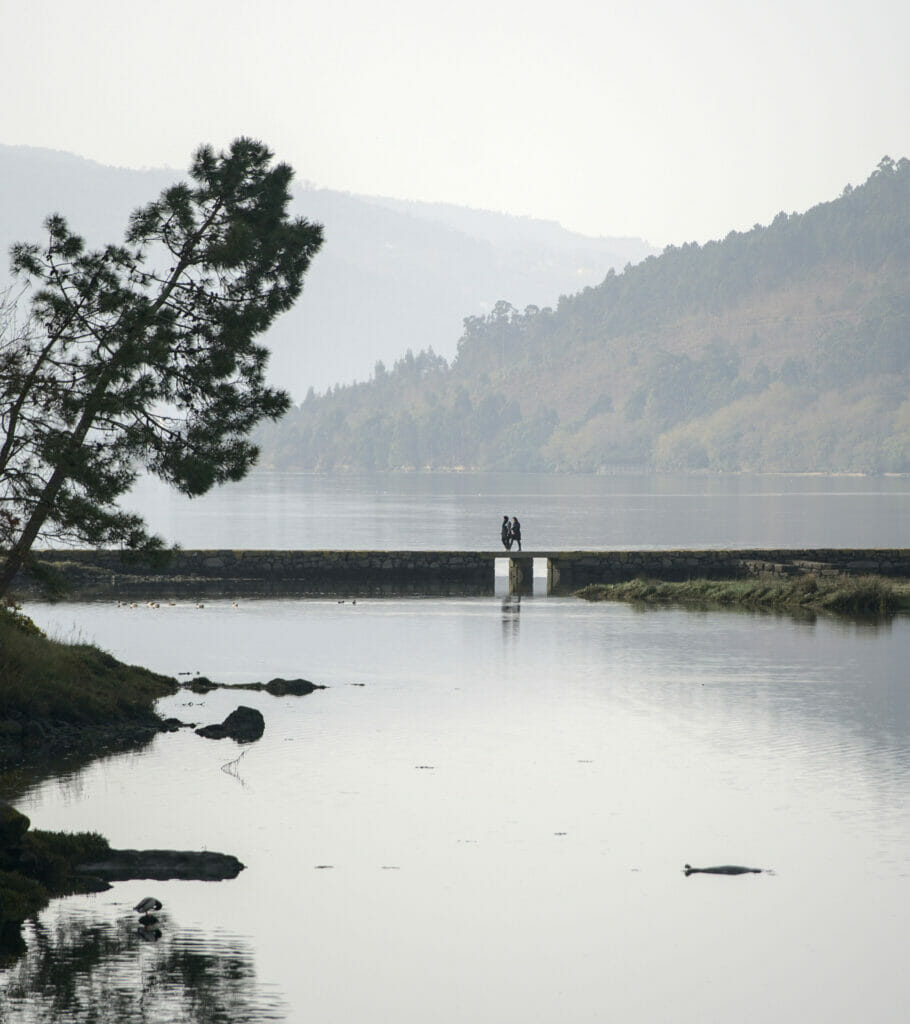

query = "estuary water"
[
  {"left": 3, "top": 472, "right": 910, "bottom": 1023},
  {"left": 120, "top": 469, "right": 910, "bottom": 550}
]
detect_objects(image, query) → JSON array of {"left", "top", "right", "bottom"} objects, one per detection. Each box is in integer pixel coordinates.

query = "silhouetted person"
[
  {"left": 501, "top": 515, "right": 512, "bottom": 550},
  {"left": 510, "top": 516, "right": 522, "bottom": 551}
]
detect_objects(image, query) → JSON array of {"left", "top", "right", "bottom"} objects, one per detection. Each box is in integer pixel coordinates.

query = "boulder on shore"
[{"left": 195, "top": 705, "right": 264, "bottom": 742}]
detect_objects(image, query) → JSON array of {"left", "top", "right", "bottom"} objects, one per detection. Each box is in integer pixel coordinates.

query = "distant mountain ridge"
[
  {"left": 254, "top": 157, "right": 910, "bottom": 474},
  {"left": 0, "top": 144, "right": 654, "bottom": 396}
]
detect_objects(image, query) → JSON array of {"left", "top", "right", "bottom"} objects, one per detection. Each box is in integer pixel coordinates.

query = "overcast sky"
[{"left": 4, "top": 0, "right": 909, "bottom": 247}]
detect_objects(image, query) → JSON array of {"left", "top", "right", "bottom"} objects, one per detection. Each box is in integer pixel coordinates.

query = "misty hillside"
[
  {"left": 0, "top": 144, "right": 652, "bottom": 397},
  {"left": 256, "top": 157, "right": 910, "bottom": 475}
]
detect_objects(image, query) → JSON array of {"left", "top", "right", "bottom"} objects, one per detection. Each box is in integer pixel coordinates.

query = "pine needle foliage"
[{"left": 0, "top": 138, "right": 323, "bottom": 597}]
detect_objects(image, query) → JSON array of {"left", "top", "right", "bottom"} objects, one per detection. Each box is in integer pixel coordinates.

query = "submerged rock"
[
  {"left": 257, "top": 677, "right": 325, "bottom": 696},
  {"left": 185, "top": 676, "right": 218, "bottom": 693},
  {"left": 195, "top": 705, "right": 264, "bottom": 742},
  {"left": 74, "top": 848, "right": 244, "bottom": 881},
  {"left": 158, "top": 717, "right": 189, "bottom": 732}
]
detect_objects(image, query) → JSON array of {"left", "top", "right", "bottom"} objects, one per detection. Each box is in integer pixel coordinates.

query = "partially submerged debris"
[{"left": 684, "top": 863, "right": 762, "bottom": 876}]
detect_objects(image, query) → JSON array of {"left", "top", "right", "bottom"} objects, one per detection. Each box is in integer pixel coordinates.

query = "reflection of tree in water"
[{"left": 0, "top": 906, "right": 285, "bottom": 1023}]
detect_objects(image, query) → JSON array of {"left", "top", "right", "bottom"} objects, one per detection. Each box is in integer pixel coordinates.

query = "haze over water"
[{"left": 4, "top": 472, "right": 910, "bottom": 1023}]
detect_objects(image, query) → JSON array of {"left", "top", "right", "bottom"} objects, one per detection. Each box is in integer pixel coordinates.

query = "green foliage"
[{"left": 0, "top": 138, "right": 323, "bottom": 596}]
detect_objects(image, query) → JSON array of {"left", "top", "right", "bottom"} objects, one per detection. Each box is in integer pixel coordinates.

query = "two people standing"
[{"left": 500, "top": 515, "right": 522, "bottom": 551}]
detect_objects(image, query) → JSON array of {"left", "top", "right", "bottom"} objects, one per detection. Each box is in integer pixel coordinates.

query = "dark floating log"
[
  {"left": 75, "top": 848, "right": 244, "bottom": 881},
  {"left": 684, "top": 863, "right": 762, "bottom": 876}
]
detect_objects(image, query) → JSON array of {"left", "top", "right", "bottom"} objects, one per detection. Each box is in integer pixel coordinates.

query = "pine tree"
[{"left": 0, "top": 138, "right": 323, "bottom": 596}]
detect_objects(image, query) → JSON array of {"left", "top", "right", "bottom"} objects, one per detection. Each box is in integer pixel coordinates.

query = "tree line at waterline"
[{"left": 255, "top": 156, "right": 910, "bottom": 475}]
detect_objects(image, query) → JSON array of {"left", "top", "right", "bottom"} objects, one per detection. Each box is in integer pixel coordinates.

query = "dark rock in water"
[
  {"left": 0, "top": 802, "right": 30, "bottom": 848},
  {"left": 262, "top": 677, "right": 324, "bottom": 696},
  {"left": 185, "top": 676, "right": 218, "bottom": 693},
  {"left": 158, "top": 717, "right": 188, "bottom": 732},
  {"left": 684, "top": 863, "right": 762, "bottom": 876},
  {"left": 181, "top": 676, "right": 325, "bottom": 696},
  {"left": 74, "top": 848, "right": 245, "bottom": 881},
  {"left": 195, "top": 705, "right": 264, "bottom": 742}
]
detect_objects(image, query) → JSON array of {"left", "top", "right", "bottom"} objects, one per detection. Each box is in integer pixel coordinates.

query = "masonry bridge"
[{"left": 24, "top": 547, "right": 910, "bottom": 598}]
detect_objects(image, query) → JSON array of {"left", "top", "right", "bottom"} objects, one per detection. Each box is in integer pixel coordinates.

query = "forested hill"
[
  {"left": 0, "top": 145, "right": 652, "bottom": 396},
  {"left": 256, "top": 157, "right": 910, "bottom": 474}
]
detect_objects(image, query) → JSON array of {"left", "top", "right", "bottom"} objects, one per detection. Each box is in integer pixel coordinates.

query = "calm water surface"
[
  {"left": 4, "top": 593, "right": 910, "bottom": 1023},
  {"left": 121, "top": 470, "right": 910, "bottom": 549}
]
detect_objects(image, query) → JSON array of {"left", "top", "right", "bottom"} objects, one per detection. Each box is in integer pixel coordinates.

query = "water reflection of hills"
[{"left": 0, "top": 905, "right": 285, "bottom": 1023}]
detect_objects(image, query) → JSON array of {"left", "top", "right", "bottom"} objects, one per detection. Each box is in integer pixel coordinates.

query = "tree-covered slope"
[
  {"left": 256, "top": 158, "right": 910, "bottom": 474},
  {"left": 0, "top": 145, "right": 652, "bottom": 398}
]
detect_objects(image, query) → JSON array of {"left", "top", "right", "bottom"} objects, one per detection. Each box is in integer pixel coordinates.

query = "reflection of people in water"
[
  {"left": 510, "top": 516, "right": 522, "bottom": 551},
  {"left": 501, "top": 515, "right": 512, "bottom": 550},
  {"left": 501, "top": 594, "right": 520, "bottom": 639}
]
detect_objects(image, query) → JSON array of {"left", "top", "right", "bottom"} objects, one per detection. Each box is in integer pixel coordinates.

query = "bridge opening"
[{"left": 494, "top": 556, "right": 554, "bottom": 595}]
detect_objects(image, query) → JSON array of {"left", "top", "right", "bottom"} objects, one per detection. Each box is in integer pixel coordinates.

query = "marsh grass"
[
  {"left": 0, "top": 603, "right": 177, "bottom": 722},
  {"left": 577, "top": 574, "right": 910, "bottom": 616}
]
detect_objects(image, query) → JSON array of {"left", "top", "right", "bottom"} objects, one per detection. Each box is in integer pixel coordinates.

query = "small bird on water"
[{"left": 134, "top": 897, "right": 163, "bottom": 913}]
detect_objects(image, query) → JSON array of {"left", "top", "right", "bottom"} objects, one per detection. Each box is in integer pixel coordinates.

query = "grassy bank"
[
  {"left": 576, "top": 574, "right": 910, "bottom": 615},
  {"left": 0, "top": 603, "right": 177, "bottom": 727},
  {"left": 0, "top": 605, "right": 180, "bottom": 958}
]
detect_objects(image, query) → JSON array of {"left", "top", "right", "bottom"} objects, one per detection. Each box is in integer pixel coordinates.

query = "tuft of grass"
[
  {"left": 0, "top": 603, "right": 177, "bottom": 723},
  {"left": 577, "top": 574, "right": 910, "bottom": 616}
]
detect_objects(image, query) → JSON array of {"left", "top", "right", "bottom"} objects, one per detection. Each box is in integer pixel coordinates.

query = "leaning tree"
[{"left": 0, "top": 138, "right": 323, "bottom": 597}]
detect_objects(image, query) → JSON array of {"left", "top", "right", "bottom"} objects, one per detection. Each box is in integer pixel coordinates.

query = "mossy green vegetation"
[
  {"left": 0, "top": 602, "right": 177, "bottom": 724},
  {"left": 1, "top": 799, "right": 113, "bottom": 957},
  {"left": 576, "top": 574, "right": 910, "bottom": 615}
]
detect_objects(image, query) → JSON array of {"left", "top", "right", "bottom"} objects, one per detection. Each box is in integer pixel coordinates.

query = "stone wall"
[{"left": 20, "top": 547, "right": 910, "bottom": 597}]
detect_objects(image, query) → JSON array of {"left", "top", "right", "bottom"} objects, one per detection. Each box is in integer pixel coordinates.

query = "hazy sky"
[{"left": 4, "top": 0, "right": 909, "bottom": 246}]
